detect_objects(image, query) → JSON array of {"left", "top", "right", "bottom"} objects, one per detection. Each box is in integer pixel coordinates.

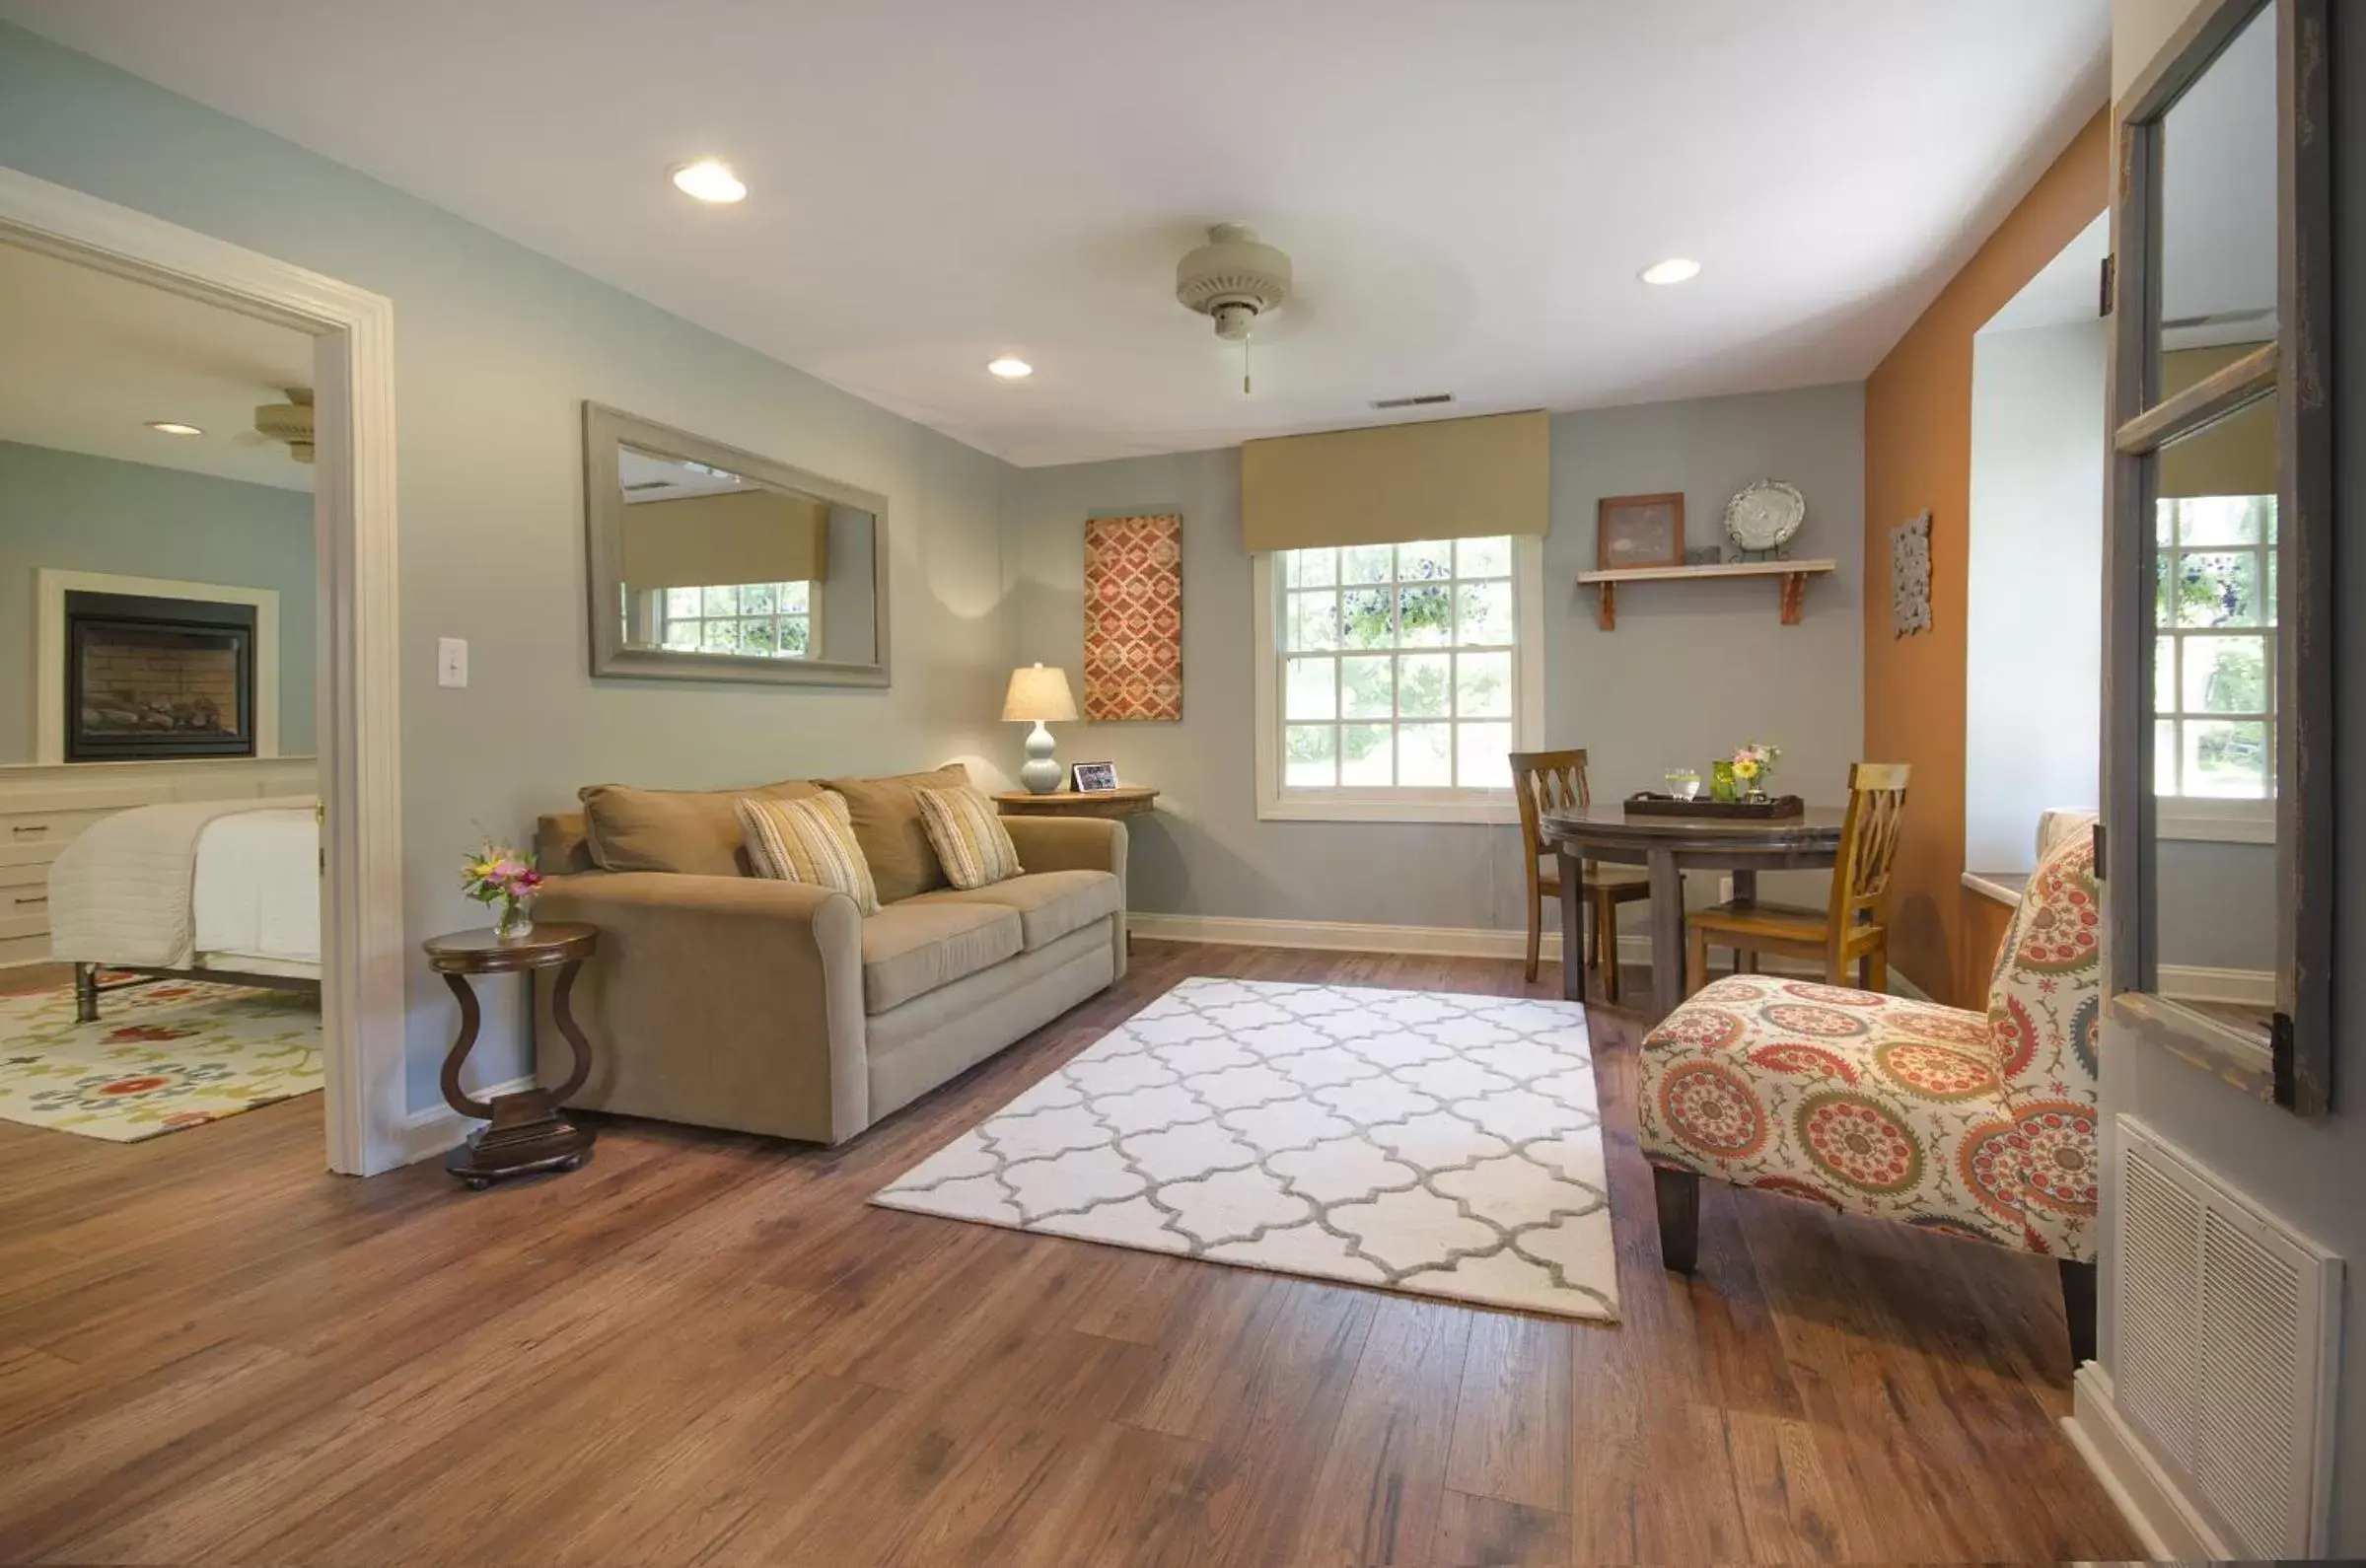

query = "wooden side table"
[
  {"left": 993, "top": 787, "right": 1160, "bottom": 820},
  {"left": 424, "top": 921, "right": 600, "bottom": 1189}
]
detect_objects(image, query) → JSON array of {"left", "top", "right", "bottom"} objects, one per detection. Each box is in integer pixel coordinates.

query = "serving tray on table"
[{"left": 1623, "top": 793, "right": 1805, "bottom": 820}]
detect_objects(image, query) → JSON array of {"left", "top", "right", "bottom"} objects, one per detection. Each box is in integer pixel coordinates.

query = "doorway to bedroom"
[{"left": 0, "top": 235, "right": 329, "bottom": 1148}]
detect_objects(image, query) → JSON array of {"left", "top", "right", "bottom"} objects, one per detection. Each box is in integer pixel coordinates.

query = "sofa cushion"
[
  {"left": 579, "top": 779, "right": 825, "bottom": 876},
  {"left": 914, "top": 782, "right": 1025, "bottom": 890},
  {"left": 860, "top": 899, "right": 1022, "bottom": 1015},
  {"left": 737, "top": 793, "right": 880, "bottom": 914},
  {"left": 822, "top": 764, "right": 969, "bottom": 904},
  {"left": 1639, "top": 974, "right": 2038, "bottom": 1251},
  {"left": 901, "top": 870, "right": 1120, "bottom": 953}
]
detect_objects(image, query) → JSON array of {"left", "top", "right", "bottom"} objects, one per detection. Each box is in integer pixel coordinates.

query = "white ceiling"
[
  {"left": 1982, "top": 212, "right": 2110, "bottom": 336},
  {"left": 0, "top": 241, "right": 316, "bottom": 490},
  {"left": 4, "top": 1, "right": 2109, "bottom": 467}
]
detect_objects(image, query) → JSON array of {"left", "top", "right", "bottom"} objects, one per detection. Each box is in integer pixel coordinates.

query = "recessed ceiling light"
[
  {"left": 986, "top": 357, "right": 1034, "bottom": 380},
  {"left": 1640, "top": 257, "right": 1702, "bottom": 286},
  {"left": 670, "top": 159, "right": 747, "bottom": 204},
  {"left": 147, "top": 420, "right": 203, "bottom": 436}
]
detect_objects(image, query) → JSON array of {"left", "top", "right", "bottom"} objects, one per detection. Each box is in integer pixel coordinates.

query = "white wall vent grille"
[{"left": 2112, "top": 1114, "right": 2338, "bottom": 1557}]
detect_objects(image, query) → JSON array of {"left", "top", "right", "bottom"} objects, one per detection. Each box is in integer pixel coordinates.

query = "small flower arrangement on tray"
[
  {"left": 463, "top": 840, "right": 543, "bottom": 940},
  {"left": 1729, "top": 741, "right": 1781, "bottom": 799}
]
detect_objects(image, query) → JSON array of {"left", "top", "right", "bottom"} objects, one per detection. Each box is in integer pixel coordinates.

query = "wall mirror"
[
  {"left": 583, "top": 403, "right": 889, "bottom": 686},
  {"left": 2105, "top": 0, "right": 2330, "bottom": 1111}
]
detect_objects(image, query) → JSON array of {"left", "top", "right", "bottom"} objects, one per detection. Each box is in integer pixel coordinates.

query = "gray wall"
[
  {"left": 2155, "top": 838, "right": 2274, "bottom": 974},
  {"left": 0, "top": 440, "right": 316, "bottom": 762},
  {"left": 1965, "top": 321, "right": 2105, "bottom": 871},
  {"left": 2094, "top": 4, "right": 2366, "bottom": 1553},
  {"left": 1003, "top": 384, "right": 1866, "bottom": 936},
  {"left": 0, "top": 24, "right": 1017, "bottom": 1109}
]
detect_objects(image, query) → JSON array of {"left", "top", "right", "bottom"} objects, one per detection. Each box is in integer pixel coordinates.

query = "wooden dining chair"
[
  {"left": 1509, "top": 748, "right": 1652, "bottom": 994},
  {"left": 1683, "top": 761, "right": 1910, "bottom": 994}
]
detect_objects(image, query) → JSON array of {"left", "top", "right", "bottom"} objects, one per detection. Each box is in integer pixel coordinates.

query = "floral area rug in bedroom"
[{"left": 0, "top": 978, "right": 322, "bottom": 1142}]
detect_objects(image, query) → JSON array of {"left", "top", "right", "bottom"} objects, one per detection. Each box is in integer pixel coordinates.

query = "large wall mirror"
[
  {"left": 583, "top": 404, "right": 889, "bottom": 686},
  {"left": 2105, "top": 0, "right": 2330, "bottom": 1111}
]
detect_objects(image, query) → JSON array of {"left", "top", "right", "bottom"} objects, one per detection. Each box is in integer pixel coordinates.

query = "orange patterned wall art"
[{"left": 1083, "top": 513, "right": 1183, "bottom": 721}]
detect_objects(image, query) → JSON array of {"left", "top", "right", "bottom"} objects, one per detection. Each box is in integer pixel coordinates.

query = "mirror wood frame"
[
  {"left": 2103, "top": 0, "right": 2332, "bottom": 1112},
  {"left": 582, "top": 402, "right": 891, "bottom": 687}
]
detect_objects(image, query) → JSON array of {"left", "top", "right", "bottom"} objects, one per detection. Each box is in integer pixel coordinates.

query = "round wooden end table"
[{"left": 424, "top": 921, "right": 600, "bottom": 1190}]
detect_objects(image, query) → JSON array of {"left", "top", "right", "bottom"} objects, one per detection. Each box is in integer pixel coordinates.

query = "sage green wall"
[
  {"left": 1001, "top": 384, "right": 1867, "bottom": 938},
  {"left": 0, "top": 441, "right": 316, "bottom": 763},
  {"left": 0, "top": 23, "right": 1017, "bottom": 1109}
]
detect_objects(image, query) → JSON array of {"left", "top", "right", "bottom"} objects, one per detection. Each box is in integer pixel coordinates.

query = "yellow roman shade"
[
  {"left": 1239, "top": 409, "right": 1549, "bottom": 553},
  {"left": 620, "top": 488, "right": 827, "bottom": 589},
  {"left": 2158, "top": 346, "right": 2277, "bottom": 499}
]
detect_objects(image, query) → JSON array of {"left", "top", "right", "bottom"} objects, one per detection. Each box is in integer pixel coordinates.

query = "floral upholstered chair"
[{"left": 1637, "top": 824, "right": 2102, "bottom": 1365}]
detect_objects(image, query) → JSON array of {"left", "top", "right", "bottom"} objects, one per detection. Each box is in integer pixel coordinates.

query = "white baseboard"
[
  {"left": 1128, "top": 913, "right": 1935, "bottom": 1000},
  {"left": 398, "top": 1074, "right": 537, "bottom": 1166},
  {"left": 2062, "top": 1364, "right": 2230, "bottom": 1560},
  {"left": 2157, "top": 963, "right": 2274, "bottom": 1006}
]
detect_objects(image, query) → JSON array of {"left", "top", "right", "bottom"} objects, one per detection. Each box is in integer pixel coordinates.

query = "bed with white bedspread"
[{"left": 46, "top": 795, "right": 321, "bottom": 1020}]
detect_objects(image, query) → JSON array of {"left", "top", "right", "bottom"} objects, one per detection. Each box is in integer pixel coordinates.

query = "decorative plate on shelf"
[{"left": 1722, "top": 479, "right": 1807, "bottom": 552}]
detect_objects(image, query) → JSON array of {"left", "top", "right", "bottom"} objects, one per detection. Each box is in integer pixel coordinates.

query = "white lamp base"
[{"left": 1020, "top": 721, "right": 1063, "bottom": 794}]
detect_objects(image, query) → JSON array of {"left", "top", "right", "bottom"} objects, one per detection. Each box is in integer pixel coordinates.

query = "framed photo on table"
[
  {"left": 1070, "top": 761, "right": 1118, "bottom": 793},
  {"left": 1596, "top": 492, "right": 1686, "bottom": 570}
]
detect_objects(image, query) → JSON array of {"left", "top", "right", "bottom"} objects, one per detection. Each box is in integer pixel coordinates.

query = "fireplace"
[{"left": 65, "top": 591, "right": 257, "bottom": 761}]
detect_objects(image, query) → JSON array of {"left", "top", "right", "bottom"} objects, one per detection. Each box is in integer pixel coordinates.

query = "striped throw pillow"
[
  {"left": 735, "top": 792, "right": 880, "bottom": 914},
  {"left": 913, "top": 783, "right": 1025, "bottom": 890}
]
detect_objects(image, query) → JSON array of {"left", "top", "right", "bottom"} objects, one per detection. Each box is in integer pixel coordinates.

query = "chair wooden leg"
[
  {"left": 2060, "top": 1257, "right": 2098, "bottom": 1368},
  {"left": 1524, "top": 900, "right": 1542, "bottom": 985},
  {"left": 1685, "top": 925, "right": 1708, "bottom": 997},
  {"left": 1594, "top": 891, "right": 1621, "bottom": 1004},
  {"left": 1654, "top": 1166, "right": 1701, "bottom": 1273},
  {"left": 1858, "top": 941, "right": 1887, "bottom": 995}
]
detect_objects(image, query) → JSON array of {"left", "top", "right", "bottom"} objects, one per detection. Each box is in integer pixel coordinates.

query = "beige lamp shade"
[{"left": 1002, "top": 663, "right": 1079, "bottom": 723}]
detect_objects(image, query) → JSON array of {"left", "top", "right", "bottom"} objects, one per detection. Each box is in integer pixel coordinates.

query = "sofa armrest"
[
  {"left": 532, "top": 871, "right": 871, "bottom": 1142},
  {"left": 1004, "top": 815, "right": 1127, "bottom": 879}
]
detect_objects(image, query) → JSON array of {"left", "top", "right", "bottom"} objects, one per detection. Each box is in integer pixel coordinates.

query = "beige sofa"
[{"left": 530, "top": 765, "right": 1125, "bottom": 1144}]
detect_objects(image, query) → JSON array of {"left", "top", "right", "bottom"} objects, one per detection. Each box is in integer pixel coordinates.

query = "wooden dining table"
[{"left": 1538, "top": 803, "right": 1847, "bottom": 1030}]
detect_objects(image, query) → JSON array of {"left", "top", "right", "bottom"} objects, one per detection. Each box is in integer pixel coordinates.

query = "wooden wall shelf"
[{"left": 1575, "top": 558, "right": 1836, "bottom": 630}]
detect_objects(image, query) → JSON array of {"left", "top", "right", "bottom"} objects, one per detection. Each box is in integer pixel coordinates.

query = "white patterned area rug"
[{"left": 873, "top": 977, "right": 1618, "bottom": 1321}]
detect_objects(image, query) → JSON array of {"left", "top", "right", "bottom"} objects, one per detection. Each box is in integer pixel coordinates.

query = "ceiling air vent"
[{"left": 1371, "top": 392, "right": 1455, "bottom": 410}]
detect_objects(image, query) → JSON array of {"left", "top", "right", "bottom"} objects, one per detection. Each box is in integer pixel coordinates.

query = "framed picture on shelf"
[
  {"left": 1070, "top": 760, "right": 1119, "bottom": 793},
  {"left": 1597, "top": 492, "right": 1685, "bottom": 571}
]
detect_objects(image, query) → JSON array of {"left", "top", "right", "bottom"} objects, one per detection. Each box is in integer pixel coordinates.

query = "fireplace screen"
[{"left": 66, "top": 591, "right": 257, "bottom": 761}]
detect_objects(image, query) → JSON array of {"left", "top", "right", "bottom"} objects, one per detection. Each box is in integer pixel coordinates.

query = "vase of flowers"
[
  {"left": 1730, "top": 742, "right": 1782, "bottom": 801},
  {"left": 463, "top": 841, "right": 544, "bottom": 941}
]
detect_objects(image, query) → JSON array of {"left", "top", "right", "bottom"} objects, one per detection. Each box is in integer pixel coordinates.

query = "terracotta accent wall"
[{"left": 1864, "top": 108, "right": 2109, "bottom": 1007}]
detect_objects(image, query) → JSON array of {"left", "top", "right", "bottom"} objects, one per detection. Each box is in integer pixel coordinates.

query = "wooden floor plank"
[{"left": 0, "top": 943, "right": 2138, "bottom": 1564}]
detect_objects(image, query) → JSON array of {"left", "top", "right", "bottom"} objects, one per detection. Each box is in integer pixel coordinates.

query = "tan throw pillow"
[
  {"left": 913, "top": 783, "right": 1025, "bottom": 890},
  {"left": 735, "top": 793, "right": 880, "bottom": 914},
  {"left": 580, "top": 779, "right": 824, "bottom": 876},
  {"left": 820, "top": 764, "right": 970, "bottom": 904}
]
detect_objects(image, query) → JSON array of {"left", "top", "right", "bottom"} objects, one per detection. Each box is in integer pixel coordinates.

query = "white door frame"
[{"left": 0, "top": 168, "right": 407, "bottom": 1176}]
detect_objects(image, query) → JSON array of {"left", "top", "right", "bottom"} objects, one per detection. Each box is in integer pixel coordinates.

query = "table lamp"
[{"left": 1003, "top": 663, "right": 1079, "bottom": 794}]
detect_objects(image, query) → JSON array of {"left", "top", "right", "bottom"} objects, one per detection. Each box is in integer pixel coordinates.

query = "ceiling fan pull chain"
[{"left": 1242, "top": 334, "right": 1253, "bottom": 397}]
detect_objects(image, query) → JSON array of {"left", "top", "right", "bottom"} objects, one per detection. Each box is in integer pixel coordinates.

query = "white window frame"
[
  {"left": 645, "top": 580, "right": 823, "bottom": 660},
  {"left": 1252, "top": 535, "right": 1544, "bottom": 824},
  {"left": 2152, "top": 493, "right": 2275, "bottom": 842}
]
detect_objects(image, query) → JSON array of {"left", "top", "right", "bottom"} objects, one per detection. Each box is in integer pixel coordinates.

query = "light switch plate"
[{"left": 437, "top": 637, "right": 468, "bottom": 688}]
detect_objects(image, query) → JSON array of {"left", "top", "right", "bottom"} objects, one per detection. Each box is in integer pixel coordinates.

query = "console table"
[{"left": 994, "top": 787, "right": 1160, "bottom": 820}]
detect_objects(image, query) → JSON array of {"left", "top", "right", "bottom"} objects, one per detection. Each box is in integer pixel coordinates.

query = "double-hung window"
[
  {"left": 2154, "top": 492, "right": 2274, "bottom": 836},
  {"left": 653, "top": 580, "right": 819, "bottom": 659},
  {"left": 1255, "top": 535, "right": 1541, "bottom": 822}
]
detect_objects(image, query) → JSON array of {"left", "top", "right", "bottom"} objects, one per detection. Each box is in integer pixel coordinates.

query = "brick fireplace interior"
[{"left": 65, "top": 590, "right": 257, "bottom": 761}]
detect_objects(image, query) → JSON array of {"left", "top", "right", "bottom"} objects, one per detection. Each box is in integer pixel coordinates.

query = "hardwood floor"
[{"left": 0, "top": 941, "right": 2137, "bottom": 1565}]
